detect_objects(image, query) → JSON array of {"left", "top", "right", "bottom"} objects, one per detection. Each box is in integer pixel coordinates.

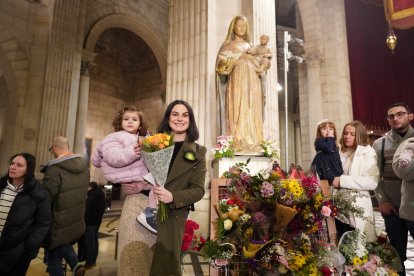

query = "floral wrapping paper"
[{"left": 142, "top": 145, "right": 175, "bottom": 186}]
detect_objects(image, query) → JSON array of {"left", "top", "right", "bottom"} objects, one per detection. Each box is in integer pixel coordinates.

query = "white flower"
[
  {"left": 220, "top": 199, "right": 228, "bottom": 205},
  {"left": 223, "top": 219, "right": 233, "bottom": 230},
  {"left": 240, "top": 214, "right": 251, "bottom": 222}
]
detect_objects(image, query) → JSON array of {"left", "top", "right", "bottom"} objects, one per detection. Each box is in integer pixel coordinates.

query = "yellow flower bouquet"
[{"left": 142, "top": 133, "right": 174, "bottom": 222}]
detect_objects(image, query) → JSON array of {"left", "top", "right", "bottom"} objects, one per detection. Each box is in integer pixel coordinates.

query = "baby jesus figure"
[{"left": 248, "top": 34, "right": 272, "bottom": 74}]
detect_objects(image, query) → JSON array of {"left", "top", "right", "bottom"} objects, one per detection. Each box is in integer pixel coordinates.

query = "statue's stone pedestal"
[{"left": 212, "top": 155, "right": 273, "bottom": 178}]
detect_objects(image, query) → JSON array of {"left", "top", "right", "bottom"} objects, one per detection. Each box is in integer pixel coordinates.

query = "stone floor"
[
  {"left": 26, "top": 208, "right": 414, "bottom": 276},
  {"left": 26, "top": 199, "right": 209, "bottom": 276}
]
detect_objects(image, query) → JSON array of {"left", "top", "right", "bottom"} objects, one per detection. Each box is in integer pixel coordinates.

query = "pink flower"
[
  {"left": 362, "top": 260, "right": 378, "bottom": 274},
  {"left": 214, "top": 259, "right": 228, "bottom": 267},
  {"left": 277, "top": 256, "right": 290, "bottom": 269},
  {"left": 260, "top": 181, "right": 274, "bottom": 198},
  {"left": 369, "top": 254, "right": 381, "bottom": 265},
  {"left": 321, "top": 205, "right": 332, "bottom": 217}
]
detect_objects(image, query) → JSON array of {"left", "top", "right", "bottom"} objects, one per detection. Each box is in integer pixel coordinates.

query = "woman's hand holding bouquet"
[{"left": 142, "top": 133, "right": 174, "bottom": 222}]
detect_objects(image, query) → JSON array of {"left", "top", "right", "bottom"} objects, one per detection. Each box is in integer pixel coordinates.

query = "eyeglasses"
[
  {"left": 48, "top": 146, "right": 53, "bottom": 152},
  {"left": 386, "top": 112, "right": 409, "bottom": 120}
]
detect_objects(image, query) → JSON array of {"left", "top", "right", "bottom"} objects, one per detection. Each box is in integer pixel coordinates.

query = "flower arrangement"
[
  {"left": 212, "top": 136, "right": 234, "bottom": 158},
  {"left": 202, "top": 160, "right": 344, "bottom": 274},
  {"left": 339, "top": 230, "right": 401, "bottom": 275},
  {"left": 141, "top": 133, "right": 175, "bottom": 222},
  {"left": 259, "top": 140, "right": 280, "bottom": 160},
  {"left": 181, "top": 219, "right": 206, "bottom": 254},
  {"left": 202, "top": 160, "right": 383, "bottom": 275}
]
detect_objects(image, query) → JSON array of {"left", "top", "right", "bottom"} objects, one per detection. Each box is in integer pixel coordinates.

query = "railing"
[{"left": 106, "top": 216, "right": 120, "bottom": 260}]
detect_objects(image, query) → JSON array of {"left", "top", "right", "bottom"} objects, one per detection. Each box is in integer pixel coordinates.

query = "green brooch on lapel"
[{"left": 184, "top": 151, "right": 197, "bottom": 162}]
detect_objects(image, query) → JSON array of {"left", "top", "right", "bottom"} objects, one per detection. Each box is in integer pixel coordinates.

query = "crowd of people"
[
  {"left": 1, "top": 94, "right": 414, "bottom": 276},
  {"left": 0, "top": 99, "right": 207, "bottom": 276},
  {"left": 311, "top": 102, "right": 414, "bottom": 276}
]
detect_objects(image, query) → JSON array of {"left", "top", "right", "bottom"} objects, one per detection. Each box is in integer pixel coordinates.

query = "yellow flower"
[
  {"left": 314, "top": 194, "right": 323, "bottom": 208},
  {"left": 285, "top": 179, "right": 304, "bottom": 198},
  {"left": 352, "top": 256, "right": 363, "bottom": 266},
  {"left": 289, "top": 253, "right": 306, "bottom": 271}
]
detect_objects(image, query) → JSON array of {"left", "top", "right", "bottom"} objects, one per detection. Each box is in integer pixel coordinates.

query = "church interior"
[{"left": 1, "top": 0, "right": 414, "bottom": 275}]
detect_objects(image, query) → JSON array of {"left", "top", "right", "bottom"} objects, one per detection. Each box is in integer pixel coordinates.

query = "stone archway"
[
  {"left": 84, "top": 15, "right": 167, "bottom": 184},
  {"left": 0, "top": 28, "right": 29, "bottom": 171},
  {"left": 85, "top": 13, "right": 167, "bottom": 83}
]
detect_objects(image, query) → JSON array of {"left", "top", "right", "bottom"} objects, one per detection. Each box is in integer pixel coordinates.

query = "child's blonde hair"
[{"left": 112, "top": 106, "right": 148, "bottom": 136}]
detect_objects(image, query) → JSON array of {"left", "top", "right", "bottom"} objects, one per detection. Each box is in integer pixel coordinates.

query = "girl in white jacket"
[{"left": 332, "top": 121, "right": 379, "bottom": 255}]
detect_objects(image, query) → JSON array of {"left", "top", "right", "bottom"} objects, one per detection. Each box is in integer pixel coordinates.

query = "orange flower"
[{"left": 142, "top": 133, "right": 174, "bottom": 152}]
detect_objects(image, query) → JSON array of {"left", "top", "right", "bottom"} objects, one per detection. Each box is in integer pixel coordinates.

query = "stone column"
[
  {"left": 297, "top": 0, "right": 353, "bottom": 167},
  {"left": 73, "top": 50, "right": 97, "bottom": 155},
  {"left": 36, "top": 0, "right": 86, "bottom": 165},
  {"left": 250, "top": 0, "right": 279, "bottom": 145},
  {"left": 166, "top": 0, "right": 209, "bottom": 146},
  {"left": 304, "top": 53, "right": 323, "bottom": 159}
]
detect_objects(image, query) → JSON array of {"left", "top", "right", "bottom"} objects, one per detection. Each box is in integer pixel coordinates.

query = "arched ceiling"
[{"left": 95, "top": 28, "right": 158, "bottom": 75}]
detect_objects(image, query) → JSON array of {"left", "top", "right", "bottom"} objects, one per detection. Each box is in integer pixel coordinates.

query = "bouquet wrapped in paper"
[{"left": 142, "top": 133, "right": 174, "bottom": 222}]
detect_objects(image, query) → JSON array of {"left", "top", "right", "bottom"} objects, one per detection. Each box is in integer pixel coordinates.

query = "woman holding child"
[{"left": 331, "top": 120, "right": 379, "bottom": 243}]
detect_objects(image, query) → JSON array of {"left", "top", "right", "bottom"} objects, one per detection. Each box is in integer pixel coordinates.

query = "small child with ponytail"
[{"left": 311, "top": 119, "right": 344, "bottom": 184}]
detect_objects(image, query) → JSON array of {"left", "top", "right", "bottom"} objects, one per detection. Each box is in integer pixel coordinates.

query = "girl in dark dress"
[{"left": 311, "top": 119, "right": 344, "bottom": 184}]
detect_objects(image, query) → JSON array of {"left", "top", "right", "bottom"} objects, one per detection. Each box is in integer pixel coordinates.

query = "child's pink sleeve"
[{"left": 101, "top": 136, "right": 139, "bottom": 168}]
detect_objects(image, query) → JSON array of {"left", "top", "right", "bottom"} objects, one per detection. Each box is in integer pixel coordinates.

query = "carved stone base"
[{"left": 212, "top": 155, "right": 273, "bottom": 178}]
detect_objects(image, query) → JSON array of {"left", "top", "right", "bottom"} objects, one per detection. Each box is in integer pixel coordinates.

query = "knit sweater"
[
  {"left": 372, "top": 126, "right": 414, "bottom": 207},
  {"left": 392, "top": 137, "right": 414, "bottom": 221}
]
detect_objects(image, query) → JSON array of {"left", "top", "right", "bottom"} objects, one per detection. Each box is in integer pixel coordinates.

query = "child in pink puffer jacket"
[{"left": 92, "top": 106, "right": 157, "bottom": 234}]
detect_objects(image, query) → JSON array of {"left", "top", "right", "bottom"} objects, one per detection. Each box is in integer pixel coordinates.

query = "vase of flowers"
[
  {"left": 212, "top": 136, "right": 234, "bottom": 159},
  {"left": 259, "top": 140, "right": 280, "bottom": 160}
]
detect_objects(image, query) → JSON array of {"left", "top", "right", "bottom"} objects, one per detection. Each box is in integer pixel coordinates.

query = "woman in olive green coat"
[{"left": 150, "top": 100, "right": 207, "bottom": 276}]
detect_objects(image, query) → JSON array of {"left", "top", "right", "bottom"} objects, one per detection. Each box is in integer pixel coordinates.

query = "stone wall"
[{"left": 297, "top": 0, "right": 353, "bottom": 169}]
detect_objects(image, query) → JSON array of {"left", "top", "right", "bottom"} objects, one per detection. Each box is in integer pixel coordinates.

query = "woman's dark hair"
[
  {"left": 6, "top": 153, "right": 36, "bottom": 184},
  {"left": 112, "top": 106, "right": 148, "bottom": 136},
  {"left": 157, "top": 100, "right": 199, "bottom": 142}
]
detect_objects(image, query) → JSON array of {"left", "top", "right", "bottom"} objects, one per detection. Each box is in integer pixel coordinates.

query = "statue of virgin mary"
[{"left": 216, "top": 15, "right": 270, "bottom": 153}]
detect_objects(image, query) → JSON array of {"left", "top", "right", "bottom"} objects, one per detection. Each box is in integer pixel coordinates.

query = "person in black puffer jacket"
[
  {"left": 77, "top": 181, "right": 106, "bottom": 268},
  {"left": 0, "top": 153, "right": 51, "bottom": 276}
]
